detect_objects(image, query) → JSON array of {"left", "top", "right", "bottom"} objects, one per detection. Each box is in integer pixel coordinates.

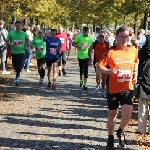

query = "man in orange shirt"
[
  {"left": 97, "top": 26, "right": 138, "bottom": 149},
  {"left": 88, "top": 30, "right": 109, "bottom": 97}
]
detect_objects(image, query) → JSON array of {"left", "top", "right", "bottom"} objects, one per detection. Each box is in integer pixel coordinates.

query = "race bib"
[
  {"left": 50, "top": 48, "right": 56, "bottom": 55},
  {"left": 14, "top": 40, "right": 22, "bottom": 46},
  {"left": 81, "top": 42, "right": 88, "bottom": 49},
  {"left": 37, "top": 46, "right": 44, "bottom": 51},
  {"left": 117, "top": 69, "right": 131, "bottom": 82},
  {"left": 59, "top": 38, "right": 64, "bottom": 43}
]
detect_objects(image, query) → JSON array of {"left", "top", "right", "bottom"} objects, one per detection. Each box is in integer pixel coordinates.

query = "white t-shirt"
[{"left": 108, "top": 36, "right": 115, "bottom": 46}]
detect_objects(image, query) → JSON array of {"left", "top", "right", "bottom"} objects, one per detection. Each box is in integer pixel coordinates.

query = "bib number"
[
  {"left": 50, "top": 48, "right": 56, "bottom": 55},
  {"left": 81, "top": 42, "right": 88, "bottom": 49},
  {"left": 14, "top": 40, "right": 22, "bottom": 46},
  {"left": 117, "top": 69, "right": 131, "bottom": 82},
  {"left": 37, "top": 46, "right": 44, "bottom": 51},
  {"left": 59, "top": 38, "right": 64, "bottom": 43}
]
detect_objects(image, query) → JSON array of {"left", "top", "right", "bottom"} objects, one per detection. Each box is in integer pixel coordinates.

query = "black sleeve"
[{"left": 138, "top": 47, "right": 147, "bottom": 77}]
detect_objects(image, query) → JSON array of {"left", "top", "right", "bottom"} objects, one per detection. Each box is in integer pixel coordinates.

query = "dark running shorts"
[
  {"left": 107, "top": 90, "right": 133, "bottom": 110},
  {"left": 46, "top": 58, "right": 58, "bottom": 67},
  {"left": 37, "top": 57, "right": 45, "bottom": 67}
]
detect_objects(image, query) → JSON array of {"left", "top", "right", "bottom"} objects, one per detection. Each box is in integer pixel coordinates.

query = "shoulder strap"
[
  {"left": 104, "top": 41, "right": 109, "bottom": 50},
  {"left": 93, "top": 40, "right": 98, "bottom": 50},
  {"left": 139, "top": 63, "right": 150, "bottom": 80}
]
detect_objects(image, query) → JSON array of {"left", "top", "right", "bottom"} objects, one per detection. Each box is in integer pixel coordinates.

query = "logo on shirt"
[{"left": 14, "top": 40, "right": 22, "bottom": 46}]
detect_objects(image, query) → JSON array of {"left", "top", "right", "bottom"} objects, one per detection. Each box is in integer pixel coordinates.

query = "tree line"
[{"left": 0, "top": 0, "right": 150, "bottom": 34}]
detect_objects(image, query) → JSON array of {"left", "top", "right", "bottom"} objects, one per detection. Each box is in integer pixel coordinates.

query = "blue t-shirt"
[{"left": 45, "top": 36, "right": 61, "bottom": 59}]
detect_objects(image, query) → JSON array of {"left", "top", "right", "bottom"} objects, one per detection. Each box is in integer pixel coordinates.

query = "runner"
[
  {"left": 88, "top": 31, "right": 109, "bottom": 96},
  {"left": 56, "top": 25, "right": 69, "bottom": 76},
  {"left": 0, "top": 20, "right": 10, "bottom": 74},
  {"left": 30, "top": 30, "right": 46, "bottom": 84},
  {"left": 73, "top": 30, "right": 78, "bottom": 55},
  {"left": 45, "top": 29, "right": 61, "bottom": 89},
  {"left": 66, "top": 33, "right": 72, "bottom": 59},
  {"left": 73, "top": 27, "right": 93, "bottom": 90},
  {"left": 6, "top": 21, "right": 29, "bottom": 85},
  {"left": 97, "top": 26, "right": 138, "bottom": 149}
]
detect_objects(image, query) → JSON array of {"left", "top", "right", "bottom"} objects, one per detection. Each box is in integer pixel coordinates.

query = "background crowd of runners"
[{"left": 0, "top": 19, "right": 150, "bottom": 149}]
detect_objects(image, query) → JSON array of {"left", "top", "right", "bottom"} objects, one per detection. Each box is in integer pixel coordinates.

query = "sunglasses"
[{"left": 99, "top": 36, "right": 104, "bottom": 38}]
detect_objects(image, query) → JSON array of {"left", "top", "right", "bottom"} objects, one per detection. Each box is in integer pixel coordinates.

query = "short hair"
[
  {"left": 0, "top": 20, "right": 4, "bottom": 25},
  {"left": 116, "top": 26, "right": 129, "bottom": 36},
  {"left": 15, "top": 21, "right": 22, "bottom": 25},
  {"left": 99, "top": 30, "right": 105, "bottom": 34},
  {"left": 51, "top": 29, "right": 57, "bottom": 32},
  {"left": 83, "top": 27, "right": 89, "bottom": 31}
]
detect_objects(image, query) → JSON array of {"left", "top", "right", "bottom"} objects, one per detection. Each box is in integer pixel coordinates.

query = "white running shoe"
[
  {"left": 39, "top": 78, "right": 44, "bottom": 84},
  {"left": 2, "top": 70, "right": 11, "bottom": 75},
  {"left": 29, "top": 63, "right": 34, "bottom": 66},
  {"left": 26, "top": 69, "right": 31, "bottom": 72},
  {"left": 93, "top": 85, "right": 100, "bottom": 93},
  {"left": 100, "top": 90, "right": 106, "bottom": 98}
]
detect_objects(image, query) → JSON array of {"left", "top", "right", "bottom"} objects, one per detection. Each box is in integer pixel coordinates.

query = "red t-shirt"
[{"left": 56, "top": 32, "right": 68, "bottom": 51}]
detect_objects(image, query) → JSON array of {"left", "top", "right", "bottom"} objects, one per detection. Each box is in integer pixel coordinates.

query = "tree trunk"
[
  {"left": 93, "top": 24, "right": 96, "bottom": 32},
  {"left": 124, "top": 14, "right": 126, "bottom": 26},
  {"left": 115, "top": 20, "right": 117, "bottom": 30},
  {"left": 134, "top": 14, "right": 138, "bottom": 37},
  {"left": 143, "top": 9, "right": 148, "bottom": 35}
]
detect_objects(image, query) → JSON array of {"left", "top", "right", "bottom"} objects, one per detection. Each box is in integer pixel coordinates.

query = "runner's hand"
[
  {"left": 77, "top": 46, "right": 82, "bottom": 50},
  {"left": 110, "top": 67, "right": 120, "bottom": 74}
]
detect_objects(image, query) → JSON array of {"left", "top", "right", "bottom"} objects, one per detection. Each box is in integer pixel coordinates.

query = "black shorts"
[
  {"left": 107, "top": 90, "right": 133, "bottom": 110},
  {"left": 46, "top": 58, "right": 58, "bottom": 67},
  {"left": 37, "top": 57, "right": 45, "bottom": 67}
]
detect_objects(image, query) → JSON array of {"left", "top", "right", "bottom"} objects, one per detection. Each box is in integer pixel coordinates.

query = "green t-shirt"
[
  {"left": 74, "top": 34, "right": 93, "bottom": 59},
  {"left": 7, "top": 30, "right": 28, "bottom": 54},
  {"left": 31, "top": 37, "right": 46, "bottom": 59}
]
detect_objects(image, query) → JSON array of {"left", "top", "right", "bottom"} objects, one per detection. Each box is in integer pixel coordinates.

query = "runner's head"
[
  {"left": 98, "top": 30, "right": 105, "bottom": 43},
  {"left": 51, "top": 29, "right": 57, "bottom": 38},
  {"left": 0, "top": 20, "right": 4, "bottom": 28},
  {"left": 83, "top": 27, "right": 89, "bottom": 37},
  {"left": 15, "top": 21, "right": 22, "bottom": 31},
  {"left": 58, "top": 25, "right": 63, "bottom": 33},
  {"left": 116, "top": 26, "right": 129, "bottom": 48},
  {"left": 38, "top": 29, "right": 44, "bottom": 38}
]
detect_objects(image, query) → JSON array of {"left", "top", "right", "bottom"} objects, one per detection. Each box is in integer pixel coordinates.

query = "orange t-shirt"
[
  {"left": 95, "top": 43, "right": 107, "bottom": 62},
  {"left": 98, "top": 47, "right": 138, "bottom": 94}
]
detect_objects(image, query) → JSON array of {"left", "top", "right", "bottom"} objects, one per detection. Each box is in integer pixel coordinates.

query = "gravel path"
[{"left": 0, "top": 51, "right": 144, "bottom": 150}]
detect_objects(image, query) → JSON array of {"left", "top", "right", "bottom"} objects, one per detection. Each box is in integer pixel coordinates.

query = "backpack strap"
[
  {"left": 93, "top": 40, "right": 98, "bottom": 50},
  {"left": 104, "top": 41, "right": 109, "bottom": 50}
]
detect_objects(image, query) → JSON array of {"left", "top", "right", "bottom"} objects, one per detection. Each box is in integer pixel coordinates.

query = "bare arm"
[
  {"left": 72, "top": 42, "right": 81, "bottom": 49},
  {"left": 98, "top": 66, "right": 114, "bottom": 74},
  {"left": 25, "top": 37, "right": 29, "bottom": 47},
  {"left": 88, "top": 43, "right": 94, "bottom": 60},
  {"left": 67, "top": 39, "right": 69, "bottom": 49}
]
